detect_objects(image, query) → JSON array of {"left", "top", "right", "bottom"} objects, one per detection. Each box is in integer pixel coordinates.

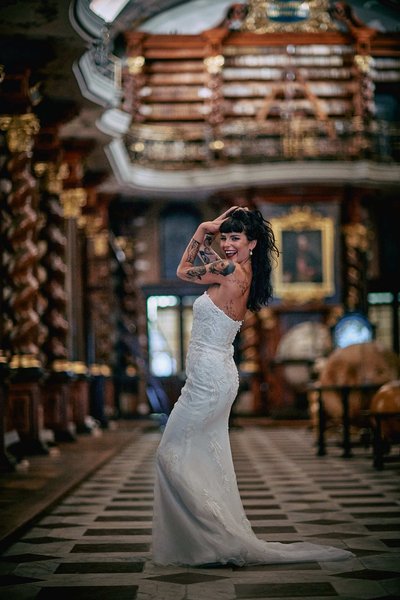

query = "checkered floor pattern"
[{"left": 1, "top": 426, "right": 399, "bottom": 599}]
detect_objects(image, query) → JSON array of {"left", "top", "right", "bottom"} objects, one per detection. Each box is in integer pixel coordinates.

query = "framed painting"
[{"left": 270, "top": 206, "right": 335, "bottom": 302}]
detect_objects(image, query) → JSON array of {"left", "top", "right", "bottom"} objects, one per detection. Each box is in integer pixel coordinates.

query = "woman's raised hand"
[
  {"left": 196, "top": 206, "right": 250, "bottom": 237},
  {"left": 201, "top": 206, "right": 242, "bottom": 235}
]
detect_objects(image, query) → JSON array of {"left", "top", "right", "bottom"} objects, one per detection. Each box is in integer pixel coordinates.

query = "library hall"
[{"left": 0, "top": 1, "right": 400, "bottom": 599}]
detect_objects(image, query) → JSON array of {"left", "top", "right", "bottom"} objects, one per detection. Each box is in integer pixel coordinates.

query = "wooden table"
[
  {"left": 368, "top": 410, "right": 400, "bottom": 469},
  {"left": 309, "top": 383, "right": 381, "bottom": 458}
]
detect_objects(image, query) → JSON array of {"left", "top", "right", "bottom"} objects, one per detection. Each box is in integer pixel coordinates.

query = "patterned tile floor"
[{"left": 0, "top": 426, "right": 399, "bottom": 599}]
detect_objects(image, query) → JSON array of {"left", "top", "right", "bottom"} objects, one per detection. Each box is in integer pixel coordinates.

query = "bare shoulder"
[
  {"left": 223, "top": 263, "right": 251, "bottom": 297},
  {"left": 210, "top": 266, "right": 251, "bottom": 321}
]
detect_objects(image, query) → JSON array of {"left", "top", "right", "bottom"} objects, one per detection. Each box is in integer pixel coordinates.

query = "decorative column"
[
  {"left": 60, "top": 185, "right": 91, "bottom": 432},
  {"left": 202, "top": 29, "right": 227, "bottom": 161},
  {"left": 0, "top": 121, "right": 16, "bottom": 470},
  {"left": 238, "top": 312, "right": 264, "bottom": 414},
  {"left": 111, "top": 234, "right": 147, "bottom": 417},
  {"left": 332, "top": 3, "right": 377, "bottom": 158},
  {"left": 122, "top": 32, "right": 146, "bottom": 120},
  {"left": 84, "top": 203, "right": 116, "bottom": 427},
  {"left": 352, "top": 44, "right": 375, "bottom": 158},
  {"left": 34, "top": 137, "right": 76, "bottom": 441},
  {"left": 60, "top": 138, "right": 93, "bottom": 432},
  {"left": 342, "top": 222, "right": 369, "bottom": 313},
  {"left": 342, "top": 191, "right": 370, "bottom": 313},
  {"left": 0, "top": 107, "right": 48, "bottom": 454}
]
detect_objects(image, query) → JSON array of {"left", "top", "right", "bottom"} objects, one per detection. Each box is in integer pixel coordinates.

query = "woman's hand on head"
[
  {"left": 197, "top": 220, "right": 220, "bottom": 236},
  {"left": 197, "top": 206, "right": 250, "bottom": 236},
  {"left": 200, "top": 206, "right": 243, "bottom": 234},
  {"left": 217, "top": 206, "right": 240, "bottom": 219},
  {"left": 199, "top": 214, "right": 233, "bottom": 235}
]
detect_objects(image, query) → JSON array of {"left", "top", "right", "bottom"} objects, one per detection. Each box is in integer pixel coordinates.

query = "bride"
[{"left": 152, "top": 206, "right": 353, "bottom": 566}]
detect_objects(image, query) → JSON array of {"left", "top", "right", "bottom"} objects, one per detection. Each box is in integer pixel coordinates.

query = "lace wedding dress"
[{"left": 152, "top": 291, "right": 353, "bottom": 566}]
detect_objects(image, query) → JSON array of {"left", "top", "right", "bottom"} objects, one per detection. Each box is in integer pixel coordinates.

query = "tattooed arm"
[
  {"left": 198, "top": 232, "right": 222, "bottom": 265},
  {"left": 185, "top": 206, "right": 240, "bottom": 266},
  {"left": 177, "top": 208, "right": 240, "bottom": 283},
  {"left": 177, "top": 224, "right": 235, "bottom": 284},
  {"left": 181, "top": 259, "right": 235, "bottom": 282}
]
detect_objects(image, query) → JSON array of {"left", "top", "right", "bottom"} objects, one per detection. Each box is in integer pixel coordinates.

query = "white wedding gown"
[{"left": 152, "top": 291, "right": 353, "bottom": 566}]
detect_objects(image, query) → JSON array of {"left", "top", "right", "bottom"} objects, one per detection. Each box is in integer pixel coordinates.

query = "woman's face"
[{"left": 219, "top": 230, "right": 255, "bottom": 264}]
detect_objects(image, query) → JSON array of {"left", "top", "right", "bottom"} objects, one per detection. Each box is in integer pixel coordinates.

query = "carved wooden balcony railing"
[{"left": 119, "top": 21, "right": 400, "bottom": 170}]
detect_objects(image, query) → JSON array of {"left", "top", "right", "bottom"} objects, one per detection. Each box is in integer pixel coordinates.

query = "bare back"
[{"left": 206, "top": 264, "right": 251, "bottom": 322}]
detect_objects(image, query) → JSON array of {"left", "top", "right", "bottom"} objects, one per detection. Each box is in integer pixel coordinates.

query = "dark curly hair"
[{"left": 219, "top": 208, "right": 279, "bottom": 312}]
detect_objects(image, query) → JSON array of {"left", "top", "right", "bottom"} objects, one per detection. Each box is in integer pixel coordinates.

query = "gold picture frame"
[{"left": 270, "top": 206, "right": 335, "bottom": 302}]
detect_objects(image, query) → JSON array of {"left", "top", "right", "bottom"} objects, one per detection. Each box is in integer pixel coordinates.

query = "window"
[
  {"left": 147, "top": 294, "right": 198, "bottom": 376},
  {"left": 368, "top": 292, "right": 400, "bottom": 352},
  {"left": 160, "top": 206, "right": 200, "bottom": 279}
]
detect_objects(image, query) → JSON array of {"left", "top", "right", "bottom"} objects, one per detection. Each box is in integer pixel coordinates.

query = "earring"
[{"left": 250, "top": 249, "right": 253, "bottom": 256}]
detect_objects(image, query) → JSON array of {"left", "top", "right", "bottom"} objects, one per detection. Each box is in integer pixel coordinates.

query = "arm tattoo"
[
  {"left": 204, "top": 233, "right": 214, "bottom": 247},
  {"left": 186, "top": 238, "right": 201, "bottom": 264},
  {"left": 198, "top": 232, "right": 221, "bottom": 265},
  {"left": 198, "top": 249, "right": 212, "bottom": 264},
  {"left": 186, "top": 265, "right": 207, "bottom": 280},
  {"left": 184, "top": 260, "right": 235, "bottom": 280},
  {"left": 209, "top": 260, "right": 235, "bottom": 276}
]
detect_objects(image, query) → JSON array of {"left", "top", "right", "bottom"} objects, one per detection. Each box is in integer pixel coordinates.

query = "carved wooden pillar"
[
  {"left": 83, "top": 193, "right": 116, "bottom": 427},
  {"left": 0, "top": 88, "right": 48, "bottom": 453},
  {"left": 342, "top": 192, "right": 370, "bottom": 313},
  {"left": 110, "top": 233, "right": 148, "bottom": 417},
  {"left": 35, "top": 161, "right": 69, "bottom": 368},
  {"left": 0, "top": 126, "right": 16, "bottom": 469},
  {"left": 332, "top": 3, "right": 377, "bottom": 158},
  {"left": 122, "top": 32, "right": 146, "bottom": 119},
  {"left": 202, "top": 29, "right": 227, "bottom": 159},
  {"left": 258, "top": 307, "right": 281, "bottom": 415},
  {"left": 239, "top": 313, "right": 264, "bottom": 414},
  {"left": 34, "top": 125, "right": 77, "bottom": 441},
  {"left": 60, "top": 139, "right": 93, "bottom": 432}
]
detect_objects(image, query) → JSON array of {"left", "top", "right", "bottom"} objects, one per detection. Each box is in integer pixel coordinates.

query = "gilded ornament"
[
  {"left": 69, "top": 361, "right": 88, "bottom": 375},
  {"left": 131, "top": 141, "right": 145, "bottom": 152},
  {"left": 93, "top": 232, "right": 109, "bottom": 257},
  {"left": 52, "top": 359, "right": 72, "bottom": 373},
  {"left": 258, "top": 307, "right": 277, "bottom": 329},
  {"left": 9, "top": 354, "right": 41, "bottom": 369},
  {"left": 0, "top": 113, "right": 40, "bottom": 153},
  {"left": 34, "top": 161, "right": 64, "bottom": 194},
  {"left": 342, "top": 223, "right": 369, "bottom": 252},
  {"left": 204, "top": 55, "right": 225, "bottom": 74},
  {"left": 127, "top": 55, "right": 145, "bottom": 74},
  {"left": 239, "top": 359, "right": 260, "bottom": 374},
  {"left": 209, "top": 139, "right": 224, "bottom": 150},
  {"left": 90, "top": 364, "right": 111, "bottom": 376},
  {"left": 34, "top": 162, "right": 47, "bottom": 177},
  {"left": 85, "top": 215, "right": 103, "bottom": 236},
  {"left": 243, "top": 0, "right": 337, "bottom": 33},
  {"left": 61, "top": 187, "right": 87, "bottom": 218},
  {"left": 354, "top": 54, "right": 373, "bottom": 73}
]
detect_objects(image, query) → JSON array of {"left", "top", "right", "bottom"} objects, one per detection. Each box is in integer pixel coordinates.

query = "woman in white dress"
[{"left": 152, "top": 207, "right": 353, "bottom": 566}]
